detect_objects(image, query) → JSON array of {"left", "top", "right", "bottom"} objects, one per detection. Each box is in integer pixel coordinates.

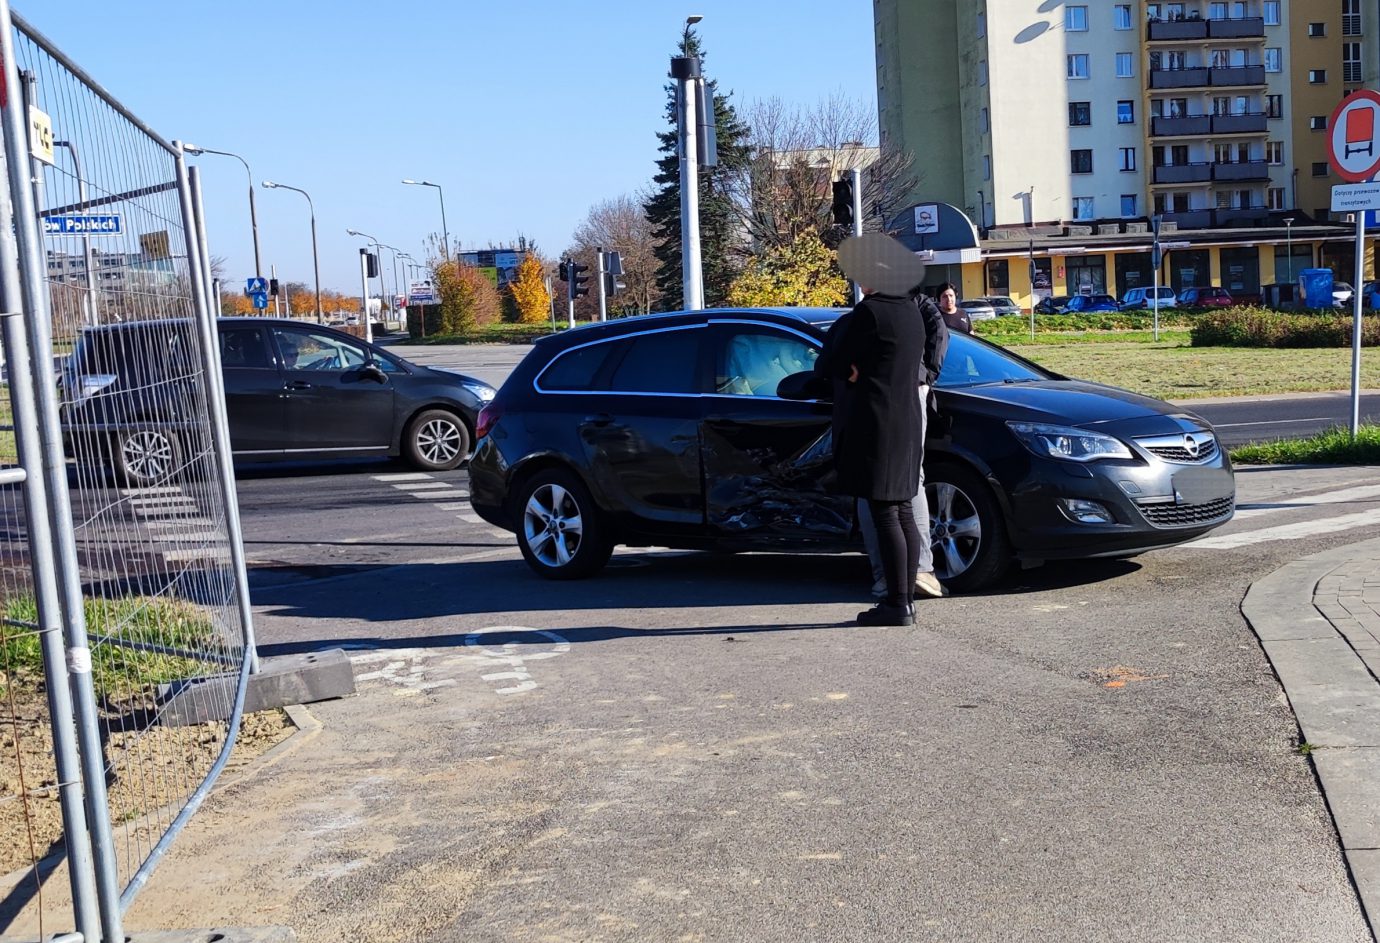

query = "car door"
[
  {"left": 217, "top": 324, "right": 286, "bottom": 454},
  {"left": 269, "top": 325, "right": 394, "bottom": 453},
  {"left": 700, "top": 322, "right": 855, "bottom": 549},
  {"left": 574, "top": 325, "right": 707, "bottom": 537}
]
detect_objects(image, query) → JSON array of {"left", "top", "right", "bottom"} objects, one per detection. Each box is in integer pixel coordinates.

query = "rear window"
[
  {"left": 74, "top": 323, "right": 195, "bottom": 381},
  {"left": 607, "top": 330, "right": 701, "bottom": 394},
  {"left": 538, "top": 342, "right": 616, "bottom": 392}
]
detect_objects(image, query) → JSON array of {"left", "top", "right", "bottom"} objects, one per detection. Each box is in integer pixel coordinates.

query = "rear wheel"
[
  {"left": 113, "top": 429, "right": 181, "bottom": 488},
  {"left": 404, "top": 409, "right": 469, "bottom": 471},
  {"left": 926, "top": 463, "right": 1010, "bottom": 592},
  {"left": 516, "top": 469, "right": 613, "bottom": 580}
]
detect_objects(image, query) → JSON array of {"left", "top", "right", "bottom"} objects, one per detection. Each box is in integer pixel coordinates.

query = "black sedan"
[
  {"left": 468, "top": 308, "right": 1235, "bottom": 591},
  {"left": 61, "top": 317, "right": 495, "bottom": 485}
]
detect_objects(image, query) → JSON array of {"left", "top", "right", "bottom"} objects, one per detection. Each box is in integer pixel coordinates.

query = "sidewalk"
[{"left": 1243, "top": 535, "right": 1380, "bottom": 939}]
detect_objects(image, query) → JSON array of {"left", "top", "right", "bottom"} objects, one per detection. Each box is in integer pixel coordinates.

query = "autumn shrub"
[
  {"left": 726, "top": 237, "right": 849, "bottom": 308},
  {"left": 973, "top": 310, "right": 1200, "bottom": 336},
  {"left": 432, "top": 262, "right": 502, "bottom": 336},
  {"left": 508, "top": 255, "right": 552, "bottom": 325},
  {"left": 1190, "top": 306, "right": 1380, "bottom": 347}
]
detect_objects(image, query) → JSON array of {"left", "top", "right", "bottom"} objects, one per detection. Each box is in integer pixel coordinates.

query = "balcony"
[
  {"left": 1212, "top": 160, "right": 1270, "bottom": 181},
  {"left": 1214, "top": 206, "right": 1269, "bottom": 226},
  {"left": 1148, "top": 18, "right": 1208, "bottom": 41},
  {"left": 1152, "top": 114, "right": 1212, "bottom": 136},
  {"left": 1153, "top": 163, "right": 1213, "bottom": 184},
  {"left": 1208, "top": 16, "right": 1265, "bottom": 38},
  {"left": 1211, "top": 112, "right": 1268, "bottom": 134},
  {"left": 1210, "top": 65, "right": 1266, "bottom": 86},
  {"left": 1150, "top": 67, "right": 1211, "bottom": 88},
  {"left": 1161, "top": 209, "right": 1215, "bottom": 229}
]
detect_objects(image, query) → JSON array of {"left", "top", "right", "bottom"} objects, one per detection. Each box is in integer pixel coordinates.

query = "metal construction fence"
[{"left": 0, "top": 3, "right": 255, "bottom": 941}]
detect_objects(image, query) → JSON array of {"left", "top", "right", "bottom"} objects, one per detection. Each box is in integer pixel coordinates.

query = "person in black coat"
[{"left": 815, "top": 287, "right": 928, "bottom": 626}]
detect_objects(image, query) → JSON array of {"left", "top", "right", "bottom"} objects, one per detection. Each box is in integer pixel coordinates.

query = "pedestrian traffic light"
[
  {"left": 604, "top": 272, "right": 626, "bottom": 296},
  {"left": 832, "top": 179, "right": 854, "bottom": 226},
  {"left": 570, "top": 262, "right": 590, "bottom": 299},
  {"left": 268, "top": 278, "right": 279, "bottom": 297},
  {"left": 361, "top": 249, "right": 378, "bottom": 278},
  {"left": 558, "top": 259, "right": 570, "bottom": 282}
]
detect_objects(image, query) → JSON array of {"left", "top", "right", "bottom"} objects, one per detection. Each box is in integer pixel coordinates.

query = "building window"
[
  {"left": 983, "top": 155, "right": 992, "bottom": 180},
  {"left": 1117, "top": 100, "right": 1134, "bottom": 124},
  {"left": 1114, "top": 4, "right": 1132, "bottom": 29},
  {"left": 1344, "top": 43, "right": 1362, "bottom": 83},
  {"left": 1266, "top": 141, "right": 1282, "bottom": 164},
  {"left": 1263, "top": 0, "right": 1280, "bottom": 25},
  {"left": 1267, "top": 94, "right": 1283, "bottom": 118},
  {"left": 1267, "top": 187, "right": 1285, "bottom": 210},
  {"left": 1068, "top": 54, "right": 1090, "bottom": 79},
  {"left": 1121, "top": 194, "right": 1138, "bottom": 217},
  {"left": 1071, "top": 149, "right": 1094, "bottom": 174},
  {"left": 977, "top": 10, "right": 986, "bottom": 36},
  {"left": 1310, "top": 115, "right": 1327, "bottom": 130},
  {"left": 1344, "top": 0, "right": 1361, "bottom": 35},
  {"left": 1309, "top": 69, "right": 1327, "bottom": 84},
  {"left": 1116, "top": 53, "right": 1134, "bottom": 77},
  {"left": 1119, "top": 147, "right": 1136, "bottom": 171},
  {"left": 1069, "top": 101, "right": 1092, "bottom": 126},
  {"left": 1307, "top": 22, "right": 1326, "bottom": 37},
  {"left": 979, "top": 60, "right": 988, "bottom": 85},
  {"left": 1313, "top": 162, "right": 1329, "bottom": 176},
  {"left": 1209, "top": 1, "right": 1226, "bottom": 18},
  {"left": 981, "top": 107, "right": 989, "bottom": 132},
  {"left": 1264, "top": 48, "right": 1281, "bottom": 72},
  {"left": 1066, "top": 6, "right": 1088, "bottom": 31},
  {"left": 1073, "top": 197, "right": 1095, "bottom": 220}
]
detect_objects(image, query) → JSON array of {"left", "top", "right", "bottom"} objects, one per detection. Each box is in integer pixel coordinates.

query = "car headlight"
[
  {"left": 462, "top": 381, "right": 496, "bottom": 403},
  {"left": 1006, "top": 421, "right": 1132, "bottom": 462}
]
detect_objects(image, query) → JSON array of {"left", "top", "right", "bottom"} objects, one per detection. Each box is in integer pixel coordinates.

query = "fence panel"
[{"left": 0, "top": 8, "right": 254, "bottom": 927}]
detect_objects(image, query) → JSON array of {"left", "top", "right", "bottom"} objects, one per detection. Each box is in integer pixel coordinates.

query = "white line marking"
[
  {"left": 390, "top": 482, "right": 453, "bottom": 490},
  {"left": 456, "top": 514, "right": 485, "bottom": 523},
  {"left": 1185, "top": 507, "right": 1380, "bottom": 549},
  {"left": 119, "top": 486, "right": 184, "bottom": 496},
  {"left": 407, "top": 490, "right": 461, "bottom": 500},
  {"left": 1235, "top": 483, "right": 1380, "bottom": 519},
  {"left": 372, "top": 473, "right": 434, "bottom": 482},
  {"left": 435, "top": 503, "right": 470, "bottom": 511},
  {"left": 1215, "top": 417, "right": 1331, "bottom": 428}
]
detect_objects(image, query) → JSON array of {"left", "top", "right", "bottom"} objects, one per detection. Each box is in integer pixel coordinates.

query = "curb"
[{"left": 1242, "top": 535, "right": 1380, "bottom": 940}]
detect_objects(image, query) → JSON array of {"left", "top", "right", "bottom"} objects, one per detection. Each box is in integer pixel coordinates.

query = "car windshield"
[
  {"left": 935, "top": 333, "right": 1049, "bottom": 388},
  {"left": 1090, "top": 295, "right": 1116, "bottom": 305}
]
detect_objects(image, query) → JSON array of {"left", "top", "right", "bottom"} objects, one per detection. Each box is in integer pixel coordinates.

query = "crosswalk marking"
[
  {"left": 390, "top": 481, "right": 453, "bottom": 491},
  {"left": 372, "top": 473, "right": 434, "bottom": 482},
  {"left": 1234, "top": 483, "right": 1380, "bottom": 519},
  {"left": 1186, "top": 507, "right": 1380, "bottom": 549}
]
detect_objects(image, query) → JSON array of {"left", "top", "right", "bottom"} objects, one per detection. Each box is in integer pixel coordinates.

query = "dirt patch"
[{"left": 0, "top": 681, "right": 293, "bottom": 876}]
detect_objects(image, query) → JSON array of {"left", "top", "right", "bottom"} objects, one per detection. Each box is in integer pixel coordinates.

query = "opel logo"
[{"left": 1183, "top": 434, "right": 1202, "bottom": 457}]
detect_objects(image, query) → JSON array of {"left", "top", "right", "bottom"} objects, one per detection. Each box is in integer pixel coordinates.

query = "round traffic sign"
[{"left": 1329, "top": 89, "right": 1380, "bottom": 182}]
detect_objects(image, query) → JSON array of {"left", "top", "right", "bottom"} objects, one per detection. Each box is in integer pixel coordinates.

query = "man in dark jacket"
[{"left": 816, "top": 287, "right": 928, "bottom": 626}]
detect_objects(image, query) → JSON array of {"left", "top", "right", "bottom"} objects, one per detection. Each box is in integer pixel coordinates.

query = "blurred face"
[{"left": 938, "top": 288, "right": 958, "bottom": 311}]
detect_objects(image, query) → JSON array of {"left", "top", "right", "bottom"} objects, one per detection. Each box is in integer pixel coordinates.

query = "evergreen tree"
[{"left": 644, "top": 30, "right": 750, "bottom": 309}]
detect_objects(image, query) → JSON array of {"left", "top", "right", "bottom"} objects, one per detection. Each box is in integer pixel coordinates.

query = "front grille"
[
  {"left": 1138, "top": 495, "right": 1234, "bottom": 527},
  {"left": 1135, "top": 433, "right": 1219, "bottom": 463}
]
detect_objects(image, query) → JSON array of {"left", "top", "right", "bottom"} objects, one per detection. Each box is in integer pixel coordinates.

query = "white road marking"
[
  {"left": 465, "top": 626, "right": 570, "bottom": 695},
  {"left": 372, "top": 473, "right": 434, "bottom": 482},
  {"left": 1185, "top": 507, "right": 1380, "bottom": 549},
  {"left": 435, "top": 503, "right": 470, "bottom": 511},
  {"left": 119, "top": 486, "right": 184, "bottom": 496},
  {"left": 406, "top": 490, "right": 463, "bottom": 500},
  {"left": 456, "top": 513, "right": 485, "bottom": 524},
  {"left": 1234, "top": 483, "right": 1380, "bottom": 519},
  {"left": 389, "top": 481, "right": 453, "bottom": 490}
]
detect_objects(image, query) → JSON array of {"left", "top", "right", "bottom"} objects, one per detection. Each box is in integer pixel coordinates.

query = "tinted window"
[
  {"left": 219, "top": 327, "right": 273, "bottom": 368},
  {"left": 607, "top": 329, "right": 701, "bottom": 394},
  {"left": 717, "top": 329, "right": 818, "bottom": 396},
  {"left": 937, "top": 334, "right": 1048, "bottom": 389},
  {"left": 540, "top": 341, "right": 617, "bottom": 391},
  {"left": 273, "top": 328, "right": 368, "bottom": 371}
]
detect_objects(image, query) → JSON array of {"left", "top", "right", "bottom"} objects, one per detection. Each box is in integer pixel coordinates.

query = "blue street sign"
[
  {"left": 245, "top": 276, "right": 268, "bottom": 294},
  {"left": 1367, "top": 210, "right": 1380, "bottom": 229},
  {"left": 251, "top": 291, "right": 268, "bottom": 310},
  {"left": 42, "top": 214, "right": 122, "bottom": 236}
]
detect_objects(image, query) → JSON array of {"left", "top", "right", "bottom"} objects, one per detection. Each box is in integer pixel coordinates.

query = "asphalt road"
[{"left": 1185, "top": 391, "right": 1380, "bottom": 447}]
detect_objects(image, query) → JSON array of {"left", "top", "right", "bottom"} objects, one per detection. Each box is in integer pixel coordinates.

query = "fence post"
[
  {"left": 186, "top": 161, "right": 259, "bottom": 673},
  {"left": 0, "top": 3, "right": 125, "bottom": 939}
]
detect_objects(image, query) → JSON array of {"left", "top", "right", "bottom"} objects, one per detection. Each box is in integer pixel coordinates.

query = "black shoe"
[{"left": 856, "top": 602, "right": 915, "bottom": 626}]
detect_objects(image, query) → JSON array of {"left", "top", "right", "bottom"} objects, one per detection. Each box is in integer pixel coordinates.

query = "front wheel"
[
  {"left": 404, "top": 409, "right": 470, "bottom": 471},
  {"left": 925, "top": 463, "right": 1010, "bottom": 592},
  {"left": 113, "top": 429, "right": 181, "bottom": 488},
  {"left": 516, "top": 469, "right": 613, "bottom": 580}
]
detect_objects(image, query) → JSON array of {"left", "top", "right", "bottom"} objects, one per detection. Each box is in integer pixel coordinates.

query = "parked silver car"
[
  {"left": 982, "top": 296, "right": 1022, "bottom": 316},
  {"left": 959, "top": 298, "right": 998, "bottom": 322}
]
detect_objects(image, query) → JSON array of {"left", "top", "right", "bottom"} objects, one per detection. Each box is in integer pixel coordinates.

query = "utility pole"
[
  {"left": 851, "top": 167, "right": 863, "bottom": 304},
  {"left": 357, "top": 249, "right": 371, "bottom": 340},
  {"left": 672, "top": 55, "right": 703, "bottom": 310},
  {"left": 596, "top": 246, "right": 608, "bottom": 323}
]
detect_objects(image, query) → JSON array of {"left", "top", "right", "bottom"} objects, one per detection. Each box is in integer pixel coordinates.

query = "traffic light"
[
  {"left": 361, "top": 249, "right": 378, "bottom": 278},
  {"left": 268, "top": 278, "right": 280, "bottom": 297},
  {"left": 832, "top": 178, "right": 854, "bottom": 226},
  {"left": 558, "top": 259, "right": 570, "bottom": 282},
  {"left": 570, "top": 262, "right": 590, "bottom": 300},
  {"left": 604, "top": 272, "right": 627, "bottom": 296}
]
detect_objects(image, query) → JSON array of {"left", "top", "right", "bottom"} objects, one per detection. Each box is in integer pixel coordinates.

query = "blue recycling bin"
[{"left": 1297, "top": 268, "right": 1334, "bottom": 310}]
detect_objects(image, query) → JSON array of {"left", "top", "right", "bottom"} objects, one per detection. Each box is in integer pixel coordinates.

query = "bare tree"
[
  {"left": 568, "top": 193, "right": 664, "bottom": 318},
  {"left": 725, "top": 94, "right": 919, "bottom": 254}
]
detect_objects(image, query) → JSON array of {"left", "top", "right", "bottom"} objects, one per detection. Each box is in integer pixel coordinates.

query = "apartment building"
[{"left": 874, "top": 0, "right": 1373, "bottom": 306}]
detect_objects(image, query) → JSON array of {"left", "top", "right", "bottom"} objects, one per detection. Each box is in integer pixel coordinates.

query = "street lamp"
[
  {"left": 379, "top": 242, "right": 403, "bottom": 315},
  {"left": 184, "top": 143, "right": 262, "bottom": 280},
  {"left": 672, "top": 14, "right": 707, "bottom": 309},
  {"left": 401, "top": 179, "right": 450, "bottom": 261},
  {"left": 262, "top": 181, "right": 322, "bottom": 322}
]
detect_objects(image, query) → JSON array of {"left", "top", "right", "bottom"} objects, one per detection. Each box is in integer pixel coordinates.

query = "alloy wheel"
[
  {"left": 522, "top": 483, "right": 585, "bottom": 568},
  {"left": 928, "top": 481, "right": 983, "bottom": 580},
  {"left": 416, "top": 417, "right": 462, "bottom": 466},
  {"left": 122, "top": 431, "right": 175, "bottom": 483}
]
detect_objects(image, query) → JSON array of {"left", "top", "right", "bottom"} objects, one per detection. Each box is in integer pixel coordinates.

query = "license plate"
[{"left": 1172, "top": 466, "right": 1233, "bottom": 505}]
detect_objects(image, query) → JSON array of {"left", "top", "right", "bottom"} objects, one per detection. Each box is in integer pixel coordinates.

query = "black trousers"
[{"left": 867, "top": 498, "right": 922, "bottom": 607}]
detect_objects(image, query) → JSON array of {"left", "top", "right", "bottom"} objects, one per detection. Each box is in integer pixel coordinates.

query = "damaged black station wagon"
[{"left": 468, "top": 308, "right": 1235, "bottom": 592}]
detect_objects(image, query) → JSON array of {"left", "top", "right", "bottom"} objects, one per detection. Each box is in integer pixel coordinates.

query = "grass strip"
[{"left": 1229, "top": 425, "right": 1380, "bottom": 465}]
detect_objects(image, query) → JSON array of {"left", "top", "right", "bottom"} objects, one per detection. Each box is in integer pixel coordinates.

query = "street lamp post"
[
  {"left": 379, "top": 243, "right": 404, "bottom": 320},
  {"left": 401, "top": 179, "right": 450, "bottom": 261},
  {"left": 184, "top": 144, "right": 262, "bottom": 280},
  {"left": 671, "top": 14, "right": 706, "bottom": 310},
  {"left": 262, "top": 181, "right": 322, "bottom": 322},
  {"left": 1283, "top": 217, "right": 1295, "bottom": 305}
]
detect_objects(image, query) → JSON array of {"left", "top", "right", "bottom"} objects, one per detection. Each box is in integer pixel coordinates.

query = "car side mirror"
[
  {"left": 362, "top": 362, "right": 387, "bottom": 383},
  {"left": 776, "top": 369, "right": 831, "bottom": 401}
]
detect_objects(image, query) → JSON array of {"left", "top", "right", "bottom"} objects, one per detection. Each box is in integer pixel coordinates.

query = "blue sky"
[{"left": 21, "top": 1, "right": 876, "bottom": 294}]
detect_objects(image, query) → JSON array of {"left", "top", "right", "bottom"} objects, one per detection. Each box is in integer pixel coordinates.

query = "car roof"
[
  {"left": 535, "top": 307, "right": 848, "bottom": 349},
  {"left": 81, "top": 316, "right": 333, "bottom": 334}
]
